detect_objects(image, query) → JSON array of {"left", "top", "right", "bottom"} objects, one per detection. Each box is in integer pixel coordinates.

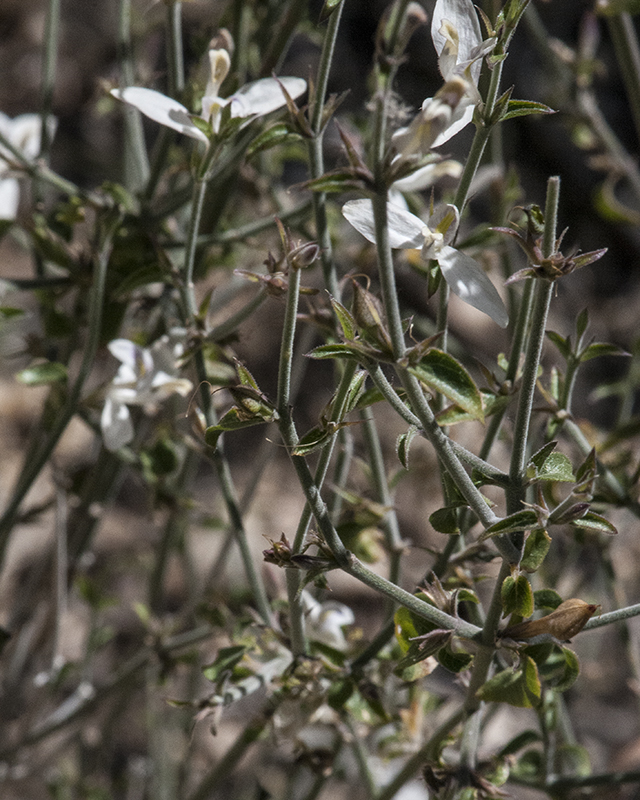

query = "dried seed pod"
[{"left": 502, "top": 598, "right": 599, "bottom": 642}]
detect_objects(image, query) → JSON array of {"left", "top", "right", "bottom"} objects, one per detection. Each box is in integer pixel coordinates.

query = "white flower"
[
  {"left": 111, "top": 48, "right": 306, "bottom": 142},
  {"left": 342, "top": 199, "right": 508, "bottom": 328},
  {"left": 300, "top": 591, "right": 355, "bottom": 650},
  {"left": 0, "top": 112, "right": 56, "bottom": 220},
  {"left": 392, "top": 0, "right": 496, "bottom": 156},
  {"left": 101, "top": 332, "right": 193, "bottom": 451}
]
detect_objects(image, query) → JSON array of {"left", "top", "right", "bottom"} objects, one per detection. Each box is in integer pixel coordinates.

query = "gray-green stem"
[
  {"left": 117, "top": 0, "right": 150, "bottom": 192},
  {"left": 308, "top": 0, "right": 344, "bottom": 300},
  {"left": 506, "top": 176, "right": 559, "bottom": 521},
  {"left": 40, "top": 0, "right": 61, "bottom": 162},
  {"left": 165, "top": 1, "right": 184, "bottom": 99}
]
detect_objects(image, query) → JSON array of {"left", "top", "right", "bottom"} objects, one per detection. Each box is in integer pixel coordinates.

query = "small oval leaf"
[
  {"left": 408, "top": 349, "right": 484, "bottom": 422},
  {"left": 502, "top": 574, "right": 534, "bottom": 617}
]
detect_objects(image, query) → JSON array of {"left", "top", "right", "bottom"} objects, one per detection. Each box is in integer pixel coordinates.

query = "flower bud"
[
  {"left": 376, "top": 0, "right": 428, "bottom": 65},
  {"left": 503, "top": 598, "right": 599, "bottom": 642},
  {"left": 290, "top": 241, "right": 320, "bottom": 271}
]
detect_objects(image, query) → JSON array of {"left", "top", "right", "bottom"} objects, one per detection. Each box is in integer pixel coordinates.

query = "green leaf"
[
  {"left": 438, "top": 391, "right": 509, "bottom": 427},
  {"left": 546, "top": 330, "right": 571, "bottom": 360},
  {"left": 570, "top": 511, "right": 617, "bottom": 535},
  {"left": 556, "top": 743, "right": 591, "bottom": 777},
  {"left": 456, "top": 588, "right": 480, "bottom": 605},
  {"left": 202, "top": 645, "right": 247, "bottom": 683},
  {"left": 306, "top": 343, "right": 367, "bottom": 362},
  {"left": 437, "top": 645, "right": 473, "bottom": 673},
  {"left": 502, "top": 574, "right": 534, "bottom": 617},
  {"left": 30, "top": 224, "right": 73, "bottom": 270},
  {"left": 0, "top": 306, "right": 25, "bottom": 319},
  {"left": 247, "top": 123, "right": 302, "bottom": 156},
  {"left": 327, "top": 678, "right": 355, "bottom": 710},
  {"left": 429, "top": 505, "right": 462, "bottom": 535},
  {"left": 549, "top": 647, "right": 580, "bottom": 692},
  {"left": 512, "top": 749, "right": 543, "bottom": 782},
  {"left": 331, "top": 297, "right": 358, "bottom": 340},
  {"left": 480, "top": 509, "right": 540, "bottom": 540},
  {"left": 522, "top": 654, "right": 543, "bottom": 704},
  {"left": 521, "top": 528, "right": 551, "bottom": 573},
  {"left": 580, "top": 342, "right": 631, "bottom": 361},
  {"left": 529, "top": 440, "right": 558, "bottom": 471},
  {"left": 576, "top": 307, "right": 589, "bottom": 341},
  {"left": 477, "top": 655, "right": 541, "bottom": 708},
  {"left": 344, "top": 369, "right": 368, "bottom": 414},
  {"left": 204, "top": 408, "right": 270, "bottom": 448},
  {"left": 534, "top": 589, "right": 562, "bottom": 610},
  {"left": 236, "top": 361, "right": 261, "bottom": 392},
  {"left": 16, "top": 361, "right": 68, "bottom": 386},
  {"left": 501, "top": 99, "right": 556, "bottom": 121},
  {"left": 394, "top": 629, "right": 451, "bottom": 674},
  {"left": 291, "top": 425, "right": 336, "bottom": 456},
  {"left": 351, "top": 385, "right": 385, "bottom": 410},
  {"left": 396, "top": 425, "right": 419, "bottom": 470},
  {"left": 306, "top": 170, "right": 372, "bottom": 193},
  {"left": 394, "top": 594, "right": 441, "bottom": 653},
  {"left": 536, "top": 452, "right": 575, "bottom": 482},
  {"left": 490, "top": 85, "right": 514, "bottom": 125},
  {"left": 408, "top": 349, "right": 484, "bottom": 422}
]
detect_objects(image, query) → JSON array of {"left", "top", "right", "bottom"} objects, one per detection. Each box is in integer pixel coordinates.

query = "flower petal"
[
  {"left": 108, "top": 338, "right": 146, "bottom": 368},
  {"left": 150, "top": 371, "right": 193, "bottom": 399},
  {"left": 343, "top": 199, "right": 424, "bottom": 249},
  {"left": 205, "top": 49, "right": 231, "bottom": 99},
  {"left": 431, "top": 101, "right": 475, "bottom": 148},
  {"left": 0, "top": 177, "right": 20, "bottom": 220},
  {"left": 438, "top": 245, "right": 508, "bottom": 327},
  {"left": 301, "top": 592, "right": 354, "bottom": 650},
  {"left": 429, "top": 204, "right": 460, "bottom": 246},
  {"left": 111, "top": 87, "right": 207, "bottom": 142},
  {"left": 392, "top": 159, "right": 462, "bottom": 193},
  {"left": 432, "top": 0, "right": 482, "bottom": 82},
  {"left": 231, "top": 76, "right": 307, "bottom": 118},
  {"left": 101, "top": 397, "right": 135, "bottom": 451}
]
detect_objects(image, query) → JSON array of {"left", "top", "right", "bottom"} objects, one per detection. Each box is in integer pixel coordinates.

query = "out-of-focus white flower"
[
  {"left": 389, "top": 158, "right": 463, "bottom": 210},
  {"left": 342, "top": 199, "right": 508, "bottom": 327},
  {"left": 301, "top": 591, "right": 355, "bottom": 650},
  {"left": 101, "top": 332, "right": 193, "bottom": 451},
  {"left": 111, "top": 48, "right": 306, "bottom": 142},
  {"left": 392, "top": 0, "right": 496, "bottom": 156},
  {"left": 0, "top": 113, "right": 56, "bottom": 220},
  {"left": 369, "top": 757, "right": 430, "bottom": 800}
]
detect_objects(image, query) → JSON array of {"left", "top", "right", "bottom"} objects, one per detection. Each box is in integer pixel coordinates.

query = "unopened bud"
[
  {"left": 503, "top": 598, "right": 599, "bottom": 642},
  {"left": 290, "top": 241, "right": 320, "bottom": 270},
  {"left": 376, "top": 0, "right": 428, "bottom": 64},
  {"left": 351, "top": 280, "right": 393, "bottom": 353}
]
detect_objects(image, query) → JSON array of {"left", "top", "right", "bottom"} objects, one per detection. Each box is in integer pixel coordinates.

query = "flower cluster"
[
  {"left": 101, "top": 333, "right": 193, "bottom": 452},
  {"left": 392, "top": 0, "right": 496, "bottom": 158},
  {"left": 111, "top": 48, "right": 306, "bottom": 142}
]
